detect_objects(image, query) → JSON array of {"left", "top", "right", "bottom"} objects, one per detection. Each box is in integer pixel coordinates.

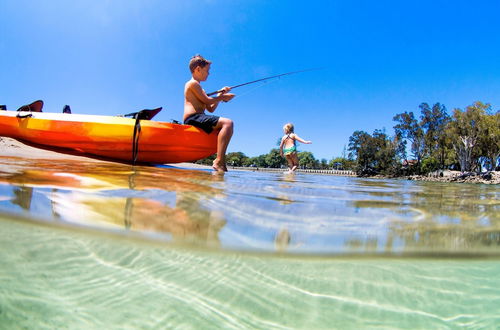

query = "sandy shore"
[
  {"left": 1, "top": 137, "right": 100, "bottom": 161},
  {"left": 0, "top": 137, "right": 210, "bottom": 169},
  {"left": 404, "top": 172, "right": 500, "bottom": 185}
]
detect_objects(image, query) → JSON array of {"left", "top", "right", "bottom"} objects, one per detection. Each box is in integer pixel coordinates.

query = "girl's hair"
[
  {"left": 283, "top": 123, "right": 294, "bottom": 134},
  {"left": 189, "top": 54, "right": 212, "bottom": 73}
]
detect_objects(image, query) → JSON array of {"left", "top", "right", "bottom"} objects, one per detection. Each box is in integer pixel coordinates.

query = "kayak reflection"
[{"left": 0, "top": 157, "right": 226, "bottom": 247}]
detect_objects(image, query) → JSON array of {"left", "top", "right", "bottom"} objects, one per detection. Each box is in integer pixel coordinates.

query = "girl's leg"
[
  {"left": 291, "top": 153, "right": 299, "bottom": 171},
  {"left": 285, "top": 155, "right": 294, "bottom": 171}
]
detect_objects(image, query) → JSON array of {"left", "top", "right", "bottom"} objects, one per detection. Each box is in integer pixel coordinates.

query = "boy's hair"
[
  {"left": 283, "top": 123, "right": 294, "bottom": 134},
  {"left": 189, "top": 54, "right": 212, "bottom": 73}
]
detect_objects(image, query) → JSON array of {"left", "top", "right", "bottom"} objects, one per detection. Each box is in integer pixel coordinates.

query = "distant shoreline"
[
  {"left": 231, "top": 165, "right": 499, "bottom": 184},
  {"left": 229, "top": 166, "right": 356, "bottom": 176},
  {"left": 1, "top": 137, "right": 498, "bottom": 184},
  {"left": 371, "top": 172, "right": 499, "bottom": 185}
]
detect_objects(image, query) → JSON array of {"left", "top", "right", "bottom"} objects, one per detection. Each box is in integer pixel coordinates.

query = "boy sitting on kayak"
[{"left": 184, "top": 54, "right": 235, "bottom": 172}]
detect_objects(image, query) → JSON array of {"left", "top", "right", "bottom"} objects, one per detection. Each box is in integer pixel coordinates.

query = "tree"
[
  {"left": 393, "top": 111, "right": 425, "bottom": 170},
  {"left": 265, "top": 148, "right": 286, "bottom": 168},
  {"left": 298, "top": 152, "right": 317, "bottom": 169},
  {"left": 319, "top": 158, "right": 328, "bottom": 169},
  {"left": 477, "top": 110, "right": 500, "bottom": 171},
  {"left": 194, "top": 153, "right": 216, "bottom": 166},
  {"left": 447, "top": 101, "right": 489, "bottom": 172},
  {"left": 226, "top": 152, "right": 248, "bottom": 167},
  {"left": 248, "top": 154, "right": 268, "bottom": 167},
  {"left": 420, "top": 102, "right": 451, "bottom": 168},
  {"left": 348, "top": 129, "right": 399, "bottom": 175},
  {"left": 372, "top": 129, "right": 399, "bottom": 175},
  {"left": 348, "top": 130, "right": 371, "bottom": 172},
  {"left": 329, "top": 157, "right": 355, "bottom": 170}
]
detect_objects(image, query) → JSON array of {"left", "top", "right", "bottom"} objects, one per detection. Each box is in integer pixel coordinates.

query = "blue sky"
[{"left": 1, "top": 1, "right": 499, "bottom": 160}]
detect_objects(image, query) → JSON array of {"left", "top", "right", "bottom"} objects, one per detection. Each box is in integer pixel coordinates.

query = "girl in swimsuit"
[{"left": 279, "top": 123, "right": 312, "bottom": 172}]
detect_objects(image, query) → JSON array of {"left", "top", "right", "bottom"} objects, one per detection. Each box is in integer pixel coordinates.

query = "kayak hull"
[{"left": 0, "top": 111, "right": 217, "bottom": 164}]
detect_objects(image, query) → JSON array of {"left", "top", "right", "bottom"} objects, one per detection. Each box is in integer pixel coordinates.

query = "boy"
[{"left": 184, "top": 55, "right": 235, "bottom": 172}]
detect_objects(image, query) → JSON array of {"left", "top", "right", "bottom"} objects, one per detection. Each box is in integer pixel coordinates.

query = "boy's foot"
[{"left": 212, "top": 160, "right": 227, "bottom": 172}]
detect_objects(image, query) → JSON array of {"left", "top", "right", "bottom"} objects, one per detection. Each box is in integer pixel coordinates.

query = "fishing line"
[
  {"left": 232, "top": 78, "right": 281, "bottom": 99},
  {"left": 207, "top": 67, "right": 322, "bottom": 96}
]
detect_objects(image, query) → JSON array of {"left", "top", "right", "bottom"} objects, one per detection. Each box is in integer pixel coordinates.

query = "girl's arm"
[
  {"left": 279, "top": 137, "right": 285, "bottom": 156},
  {"left": 292, "top": 134, "right": 312, "bottom": 144}
]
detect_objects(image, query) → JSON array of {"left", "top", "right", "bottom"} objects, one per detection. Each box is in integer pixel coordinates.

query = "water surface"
[
  {"left": 1, "top": 156, "right": 498, "bottom": 255},
  {"left": 1, "top": 155, "right": 499, "bottom": 328}
]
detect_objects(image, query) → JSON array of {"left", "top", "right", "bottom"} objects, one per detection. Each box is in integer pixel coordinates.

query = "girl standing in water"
[{"left": 279, "top": 123, "right": 312, "bottom": 172}]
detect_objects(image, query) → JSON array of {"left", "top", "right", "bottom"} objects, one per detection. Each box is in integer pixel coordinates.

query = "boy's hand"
[
  {"left": 221, "top": 93, "right": 235, "bottom": 102},
  {"left": 219, "top": 86, "right": 231, "bottom": 94}
]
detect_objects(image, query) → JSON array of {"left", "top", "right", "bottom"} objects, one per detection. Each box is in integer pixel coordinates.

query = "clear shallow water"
[
  {"left": 2, "top": 217, "right": 500, "bottom": 329},
  {"left": 1, "top": 155, "right": 500, "bottom": 328},
  {"left": 0, "top": 156, "right": 498, "bottom": 255}
]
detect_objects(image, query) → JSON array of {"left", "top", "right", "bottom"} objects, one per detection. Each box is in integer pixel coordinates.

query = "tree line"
[{"left": 197, "top": 101, "right": 499, "bottom": 175}]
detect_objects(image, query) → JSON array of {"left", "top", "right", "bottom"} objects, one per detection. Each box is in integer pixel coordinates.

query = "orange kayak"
[{"left": 0, "top": 109, "right": 217, "bottom": 164}]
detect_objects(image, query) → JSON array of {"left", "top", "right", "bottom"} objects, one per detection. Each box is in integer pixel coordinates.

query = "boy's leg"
[{"left": 213, "top": 117, "right": 233, "bottom": 171}]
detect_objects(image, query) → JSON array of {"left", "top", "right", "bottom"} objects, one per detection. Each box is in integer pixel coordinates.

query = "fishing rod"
[{"left": 207, "top": 67, "right": 322, "bottom": 96}]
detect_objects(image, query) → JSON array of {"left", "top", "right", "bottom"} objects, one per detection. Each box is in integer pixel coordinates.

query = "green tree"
[
  {"left": 194, "top": 153, "right": 216, "bottom": 166},
  {"left": 265, "top": 148, "right": 286, "bottom": 168},
  {"left": 393, "top": 111, "right": 425, "bottom": 170},
  {"left": 477, "top": 110, "right": 500, "bottom": 171},
  {"left": 420, "top": 102, "right": 451, "bottom": 168},
  {"left": 226, "top": 152, "right": 248, "bottom": 167},
  {"left": 368, "top": 129, "right": 400, "bottom": 175},
  {"left": 446, "top": 101, "right": 489, "bottom": 172},
  {"left": 329, "top": 157, "right": 354, "bottom": 170},
  {"left": 348, "top": 130, "right": 372, "bottom": 173},
  {"left": 298, "top": 152, "right": 317, "bottom": 169},
  {"left": 348, "top": 129, "right": 399, "bottom": 175},
  {"left": 251, "top": 154, "right": 268, "bottom": 167}
]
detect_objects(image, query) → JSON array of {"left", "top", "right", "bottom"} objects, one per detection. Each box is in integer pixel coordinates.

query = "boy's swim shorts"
[{"left": 184, "top": 113, "right": 220, "bottom": 134}]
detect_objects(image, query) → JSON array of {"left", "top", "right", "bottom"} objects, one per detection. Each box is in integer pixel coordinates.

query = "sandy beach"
[
  {"left": 0, "top": 137, "right": 102, "bottom": 161},
  {"left": 0, "top": 137, "right": 210, "bottom": 169}
]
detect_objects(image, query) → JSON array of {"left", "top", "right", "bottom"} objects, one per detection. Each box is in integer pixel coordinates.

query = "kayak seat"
[
  {"left": 63, "top": 105, "right": 72, "bottom": 114},
  {"left": 137, "top": 107, "right": 162, "bottom": 120},
  {"left": 123, "top": 107, "right": 162, "bottom": 120},
  {"left": 17, "top": 100, "right": 44, "bottom": 112}
]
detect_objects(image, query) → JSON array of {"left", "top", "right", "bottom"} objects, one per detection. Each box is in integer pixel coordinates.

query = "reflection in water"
[
  {"left": 124, "top": 192, "right": 226, "bottom": 247},
  {"left": 0, "top": 156, "right": 499, "bottom": 255},
  {"left": 0, "top": 157, "right": 227, "bottom": 248},
  {"left": 348, "top": 180, "right": 500, "bottom": 254},
  {"left": 274, "top": 227, "right": 291, "bottom": 252},
  {"left": 12, "top": 186, "right": 33, "bottom": 210},
  {"left": 385, "top": 182, "right": 500, "bottom": 253}
]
